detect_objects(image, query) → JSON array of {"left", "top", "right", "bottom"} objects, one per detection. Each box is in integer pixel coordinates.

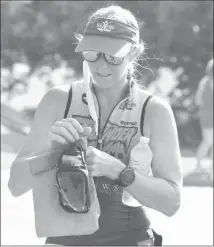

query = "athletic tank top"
[{"left": 47, "top": 81, "right": 153, "bottom": 245}]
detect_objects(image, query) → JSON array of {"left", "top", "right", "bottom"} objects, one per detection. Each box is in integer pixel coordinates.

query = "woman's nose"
[{"left": 96, "top": 54, "right": 108, "bottom": 70}]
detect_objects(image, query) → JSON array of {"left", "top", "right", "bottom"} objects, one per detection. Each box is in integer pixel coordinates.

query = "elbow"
[
  {"left": 161, "top": 186, "right": 181, "bottom": 217},
  {"left": 154, "top": 194, "right": 181, "bottom": 217},
  {"left": 8, "top": 178, "right": 30, "bottom": 197},
  {"left": 8, "top": 180, "right": 22, "bottom": 197},
  {"left": 8, "top": 173, "right": 27, "bottom": 197},
  {"left": 7, "top": 162, "right": 22, "bottom": 197},
  {"left": 164, "top": 199, "right": 181, "bottom": 217}
]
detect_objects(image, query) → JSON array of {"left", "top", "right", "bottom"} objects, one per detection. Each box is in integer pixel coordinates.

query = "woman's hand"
[
  {"left": 86, "top": 146, "right": 126, "bottom": 180},
  {"left": 48, "top": 118, "right": 91, "bottom": 150}
]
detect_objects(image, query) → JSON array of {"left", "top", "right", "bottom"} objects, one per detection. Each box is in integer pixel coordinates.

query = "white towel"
[{"left": 83, "top": 61, "right": 98, "bottom": 135}]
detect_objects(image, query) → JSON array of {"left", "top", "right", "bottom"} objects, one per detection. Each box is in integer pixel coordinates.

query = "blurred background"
[{"left": 1, "top": 1, "right": 213, "bottom": 245}]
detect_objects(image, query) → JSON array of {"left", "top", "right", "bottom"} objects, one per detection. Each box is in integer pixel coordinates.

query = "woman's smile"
[{"left": 96, "top": 72, "right": 112, "bottom": 78}]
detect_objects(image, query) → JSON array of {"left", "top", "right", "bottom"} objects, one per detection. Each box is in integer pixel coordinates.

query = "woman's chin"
[
  {"left": 92, "top": 77, "right": 114, "bottom": 89},
  {"left": 93, "top": 82, "right": 114, "bottom": 89}
]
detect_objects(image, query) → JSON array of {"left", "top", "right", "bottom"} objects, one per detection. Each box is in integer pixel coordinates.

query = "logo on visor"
[{"left": 96, "top": 21, "right": 114, "bottom": 32}]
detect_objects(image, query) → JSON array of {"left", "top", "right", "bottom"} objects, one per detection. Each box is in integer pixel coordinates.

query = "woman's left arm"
[{"left": 126, "top": 97, "right": 183, "bottom": 217}]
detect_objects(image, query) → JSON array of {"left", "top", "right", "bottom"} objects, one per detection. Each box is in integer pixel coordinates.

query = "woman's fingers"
[
  {"left": 49, "top": 132, "right": 67, "bottom": 145},
  {"left": 50, "top": 118, "right": 92, "bottom": 148},
  {"left": 58, "top": 119, "right": 92, "bottom": 138},
  {"left": 62, "top": 155, "right": 81, "bottom": 166},
  {"left": 63, "top": 118, "right": 84, "bottom": 134},
  {"left": 51, "top": 126, "right": 75, "bottom": 143},
  {"left": 55, "top": 121, "right": 80, "bottom": 140}
]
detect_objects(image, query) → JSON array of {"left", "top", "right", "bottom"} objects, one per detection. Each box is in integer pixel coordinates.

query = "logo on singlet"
[
  {"left": 102, "top": 121, "right": 138, "bottom": 153},
  {"left": 119, "top": 98, "right": 136, "bottom": 111}
]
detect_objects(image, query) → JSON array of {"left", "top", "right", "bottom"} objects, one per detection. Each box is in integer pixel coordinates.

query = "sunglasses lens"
[
  {"left": 105, "top": 54, "right": 124, "bottom": 65},
  {"left": 82, "top": 51, "right": 124, "bottom": 65},
  {"left": 82, "top": 51, "right": 99, "bottom": 62}
]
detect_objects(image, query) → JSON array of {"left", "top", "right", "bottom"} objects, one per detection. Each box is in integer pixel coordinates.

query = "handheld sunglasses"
[{"left": 81, "top": 51, "right": 124, "bottom": 65}]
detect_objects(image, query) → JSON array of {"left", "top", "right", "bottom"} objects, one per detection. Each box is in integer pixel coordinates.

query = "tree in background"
[
  {"left": 1, "top": 1, "right": 213, "bottom": 89},
  {"left": 1, "top": 1, "right": 212, "bottom": 149}
]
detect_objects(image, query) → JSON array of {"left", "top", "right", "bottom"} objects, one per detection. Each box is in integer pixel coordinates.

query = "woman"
[
  {"left": 8, "top": 5, "right": 182, "bottom": 246},
  {"left": 195, "top": 58, "right": 213, "bottom": 178}
]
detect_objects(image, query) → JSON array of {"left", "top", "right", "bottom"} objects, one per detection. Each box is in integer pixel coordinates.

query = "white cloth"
[{"left": 83, "top": 61, "right": 98, "bottom": 135}]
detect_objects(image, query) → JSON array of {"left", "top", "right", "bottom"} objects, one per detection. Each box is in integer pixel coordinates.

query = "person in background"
[
  {"left": 195, "top": 58, "right": 213, "bottom": 178},
  {"left": 8, "top": 5, "right": 182, "bottom": 246}
]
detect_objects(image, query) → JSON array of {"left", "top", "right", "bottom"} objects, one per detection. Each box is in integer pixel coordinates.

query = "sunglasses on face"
[{"left": 81, "top": 51, "right": 124, "bottom": 65}]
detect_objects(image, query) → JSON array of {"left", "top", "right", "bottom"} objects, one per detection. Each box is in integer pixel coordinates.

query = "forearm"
[
  {"left": 125, "top": 171, "right": 181, "bottom": 217},
  {"left": 8, "top": 149, "right": 62, "bottom": 197}
]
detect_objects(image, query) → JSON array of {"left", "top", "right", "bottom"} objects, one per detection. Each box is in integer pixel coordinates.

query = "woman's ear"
[{"left": 128, "top": 44, "right": 143, "bottom": 62}]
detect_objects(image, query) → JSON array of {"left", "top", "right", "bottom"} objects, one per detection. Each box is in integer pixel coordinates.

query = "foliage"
[{"left": 1, "top": 1, "right": 213, "bottom": 88}]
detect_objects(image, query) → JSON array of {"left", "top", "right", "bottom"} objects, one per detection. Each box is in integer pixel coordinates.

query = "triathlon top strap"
[
  {"left": 140, "top": 95, "right": 153, "bottom": 136},
  {"left": 63, "top": 86, "right": 73, "bottom": 119}
]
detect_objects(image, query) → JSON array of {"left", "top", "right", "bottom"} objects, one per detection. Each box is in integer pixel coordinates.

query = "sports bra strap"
[
  {"left": 63, "top": 85, "right": 73, "bottom": 119},
  {"left": 140, "top": 95, "right": 153, "bottom": 136}
]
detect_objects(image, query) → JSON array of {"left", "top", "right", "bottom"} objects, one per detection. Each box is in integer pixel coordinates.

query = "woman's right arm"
[{"left": 8, "top": 86, "right": 69, "bottom": 197}]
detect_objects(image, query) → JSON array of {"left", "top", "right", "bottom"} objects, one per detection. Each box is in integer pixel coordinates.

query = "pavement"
[{"left": 1, "top": 150, "right": 213, "bottom": 245}]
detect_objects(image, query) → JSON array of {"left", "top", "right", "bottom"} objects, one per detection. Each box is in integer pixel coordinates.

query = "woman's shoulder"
[
  {"left": 136, "top": 85, "right": 175, "bottom": 137},
  {"left": 148, "top": 94, "right": 171, "bottom": 110},
  {"left": 138, "top": 85, "right": 171, "bottom": 112},
  {"left": 42, "top": 84, "right": 71, "bottom": 105},
  {"left": 42, "top": 80, "right": 84, "bottom": 103},
  {"left": 139, "top": 88, "right": 174, "bottom": 123},
  {"left": 37, "top": 81, "right": 84, "bottom": 119}
]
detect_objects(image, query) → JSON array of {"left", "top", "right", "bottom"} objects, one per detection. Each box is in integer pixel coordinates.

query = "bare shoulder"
[
  {"left": 137, "top": 87, "right": 175, "bottom": 137},
  {"left": 43, "top": 84, "right": 70, "bottom": 102},
  {"left": 140, "top": 93, "right": 178, "bottom": 140},
  {"left": 33, "top": 80, "right": 84, "bottom": 122},
  {"left": 146, "top": 95, "right": 174, "bottom": 123},
  {"left": 46, "top": 80, "right": 84, "bottom": 101},
  {"left": 16, "top": 84, "right": 74, "bottom": 157},
  {"left": 39, "top": 84, "right": 72, "bottom": 120},
  {"left": 149, "top": 95, "right": 172, "bottom": 112},
  {"left": 139, "top": 85, "right": 174, "bottom": 124}
]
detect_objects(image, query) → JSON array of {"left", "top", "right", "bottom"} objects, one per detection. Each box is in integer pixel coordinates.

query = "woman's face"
[{"left": 87, "top": 52, "right": 131, "bottom": 89}]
